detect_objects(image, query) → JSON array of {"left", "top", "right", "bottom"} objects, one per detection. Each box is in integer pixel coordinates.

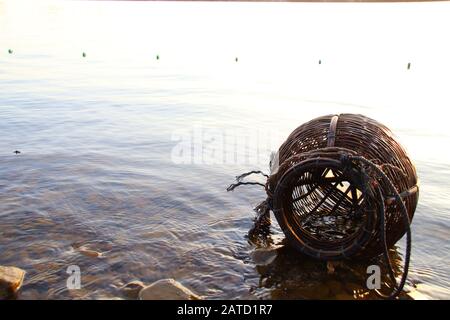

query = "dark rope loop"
[
  {"left": 375, "top": 187, "right": 399, "bottom": 292},
  {"left": 226, "top": 181, "right": 266, "bottom": 192},
  {"left": 349, "top": 155, "right": 412, "bottom": 300},
  {"left": 235, "top": 170, "right": 269, "bottom": 181},
  {"left": 227, "top": 169, "right": 269, "bottom": 192}
]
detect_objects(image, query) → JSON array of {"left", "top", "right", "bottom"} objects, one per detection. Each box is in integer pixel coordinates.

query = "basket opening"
[
  {"left": 273, "top": 157, "right": 377, "bottom": 259},
  {"left": 290, "top": 167, "right": 366, "bottom": 243}
]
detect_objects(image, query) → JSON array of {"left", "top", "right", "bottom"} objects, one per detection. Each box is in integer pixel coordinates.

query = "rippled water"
[{"left": 1, "top": 0, "right": 449, "bottom": 300}]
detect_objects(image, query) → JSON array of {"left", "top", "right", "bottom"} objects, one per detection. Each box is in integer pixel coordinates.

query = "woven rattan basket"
[
  {"left": 228, "top": 113, "right": 419, "bottom": 298},
  {"left": 264, "top": 114, "right": 419, "bottom": 260}
]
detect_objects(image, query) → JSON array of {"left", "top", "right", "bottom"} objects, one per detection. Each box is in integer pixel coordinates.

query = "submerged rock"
[
  {"left": 121, "top": 280, "right": 145, "bottom": 299},
  {"left": 139, "top": 279, "right": 200, "bottom": 300},
  {"left": 78, "top": 248, "right": 101, "bottom": 258},
  {"left": 250, "top": 248, "right": 278, "bottom": 266},
  {"left": 72, "top": 242, "right": 105, "bottom": 258},
  {"left": 0, "top": 266, "right": 26, "bottom": 298}
]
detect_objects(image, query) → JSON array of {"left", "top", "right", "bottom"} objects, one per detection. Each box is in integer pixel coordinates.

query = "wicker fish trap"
[{"left": 229, "top": 114, "right": 419, "bottom": 262}]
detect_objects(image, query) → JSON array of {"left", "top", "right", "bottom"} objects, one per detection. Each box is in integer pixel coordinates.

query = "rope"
[
  {"left": 226, "top": 170, "right": 269, "bottom": 192},
  {"left": 227, "top": 170, "right": 272, "bottom": 236},
  {"left": 376, "top": 187, "right": 400, "bottom": 295},
  {"left": 348, "top": 155, "right": 412, "bottom": 300},
  {"left": 226, "top": 181, "right": 266, "bottom": 192},
  {"left": 235, "top": 170, "right": 269, "bottom": 181}
]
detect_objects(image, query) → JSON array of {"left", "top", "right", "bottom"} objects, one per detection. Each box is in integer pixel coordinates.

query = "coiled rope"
[
  {"left": 347, "top": 155, "right": 412, "bottom": 300},
  {"left": 226, "top": 170, "right": 269, "bottom": 192}
]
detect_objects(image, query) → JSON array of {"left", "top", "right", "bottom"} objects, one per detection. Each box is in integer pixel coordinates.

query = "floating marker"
[
  {"left": 235, "top": 57, "right": 238, "bottom": 62},
  {"left": 156, "top": 55, "right": 159, "bottom": 60},
  {"left": 407, "top": 62, "right": 411, "bottom": 70},
  {"left": 82, "top": 52, "right": 86, "bottom": 58},
  {"left": 319, "top": 59, "right": 322, "bottom": 65},
  {"left": 8, "top": 49, "right": 13, "bottom": 54}
]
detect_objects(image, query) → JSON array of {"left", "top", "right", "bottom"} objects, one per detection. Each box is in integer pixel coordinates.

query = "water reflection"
[{"left": 250, "top": 233, "right": 412, "bottom": 300}]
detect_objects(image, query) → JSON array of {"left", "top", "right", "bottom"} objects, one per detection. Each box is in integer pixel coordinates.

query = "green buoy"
[
  {"left": 235, "top": 57, "right": 238, "bottom": 62},
  {"left": 407, "top": 62, "right": 411, "bottom": 70},
  {"left": 319, "top": 59, "right": 322, "bottom": 65},
  {"left": 156, "top": 55, "right": 159, "bottom": 60},
  {"left": 82, "top": 52, "right": 86, "bottom": 58},
  {"left": 8, "top": 49, "right": 13, "bottom": 54}
]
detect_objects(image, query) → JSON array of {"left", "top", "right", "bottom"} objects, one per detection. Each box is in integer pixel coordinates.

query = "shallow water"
[{"left": 1, "top": 0, "right": 449, "bottom": 299}]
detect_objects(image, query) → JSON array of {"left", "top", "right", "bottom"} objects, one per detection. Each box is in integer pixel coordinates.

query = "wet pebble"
[
  {"left": 250, "top": 248, "right": 278, "bottom": 266},
  {"left": 78, "top": 247, "right": 101, "bottom": 258},
  {"left": 0, "top": 266, "right": 26, "bottom": 298},
  {"left": 120, "top": 280, "right": 145, "bottom": 299},
  {"left": 139, "top": 279, "right": 200, "bottom": 300},
  {"left": 71, "top": 241, "right": 112, "bottom": 258}
]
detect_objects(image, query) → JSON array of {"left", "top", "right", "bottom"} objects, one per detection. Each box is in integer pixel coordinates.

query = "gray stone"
[
  {"left": 121, "top": 280, "right": 145, "bottom": 299},
  {"left": 139, "top": 279, "right": 200, "bottom": 300},
  {"left": 250, "top": 248, "right": 278, "bottom": 266}
]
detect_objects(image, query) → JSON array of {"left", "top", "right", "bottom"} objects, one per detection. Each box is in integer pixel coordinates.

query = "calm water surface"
[{"left": 1, "top": 0, "right": 450, "bottom": 299}]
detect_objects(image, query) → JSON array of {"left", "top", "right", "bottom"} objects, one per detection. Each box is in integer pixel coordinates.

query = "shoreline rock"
[
  {"left": 121, "top": 280, "right": 145, "bottom": 299},
  {"left": 250, "top": 248, "right": 278, "bottom": 266},
  {"left": 0, "top": 266, "right": 26, "bottom": 299},
  {"left": 139, "top": 279, "right": 200, "bottom": 300}
]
